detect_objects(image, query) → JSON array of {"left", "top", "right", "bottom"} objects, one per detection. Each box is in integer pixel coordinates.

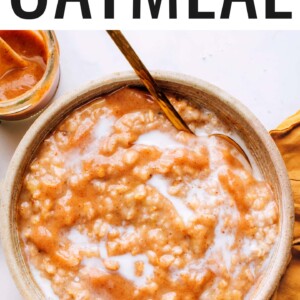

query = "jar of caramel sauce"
[{"left": 0, "top": 30, "right": 60, "bottom": 120}]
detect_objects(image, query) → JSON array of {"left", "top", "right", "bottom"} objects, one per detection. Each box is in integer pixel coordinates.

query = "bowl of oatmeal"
[{"left": 0, "top": 72, "right": 294, "bottom": 300}]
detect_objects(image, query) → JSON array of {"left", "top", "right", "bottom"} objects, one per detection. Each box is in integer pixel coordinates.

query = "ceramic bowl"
[{"left": 0, "top": 71, "right": 294, "bottom": 299}]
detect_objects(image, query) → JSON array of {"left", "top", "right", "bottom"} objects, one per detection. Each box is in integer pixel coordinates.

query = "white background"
[{"left": 0, "top": 30, "right": 300, "bottom": 299}]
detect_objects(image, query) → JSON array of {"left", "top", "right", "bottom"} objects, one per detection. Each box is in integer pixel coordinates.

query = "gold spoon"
[
  {"left": 0, "top": 37, "right": 28, "bottom": 77},
  {"left": 107, "top": 30, "right": 251, "bottom": 165},
  {"left": 107, "top": 30, "right": 192, "bottom": 133}
]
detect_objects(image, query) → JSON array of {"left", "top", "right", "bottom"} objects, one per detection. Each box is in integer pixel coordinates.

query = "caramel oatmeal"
[{"left": 17, "top": 87, "right": 279, "bottom": 300}]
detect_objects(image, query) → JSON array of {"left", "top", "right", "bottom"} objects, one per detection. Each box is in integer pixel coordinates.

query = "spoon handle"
[
  {"left": 0, "top": 37, "right": 28, "bottom": 77},
  {"left": 107, "top": 30, "right": 192, "bottom": 133}
]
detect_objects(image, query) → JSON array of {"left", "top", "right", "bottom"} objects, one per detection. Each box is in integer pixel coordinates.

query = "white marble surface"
[{"left": 0, "top": 30, "right": 299, "bottom": 299}]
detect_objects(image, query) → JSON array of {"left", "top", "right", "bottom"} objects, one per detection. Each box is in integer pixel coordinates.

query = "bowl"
[{"left": 0, "top": 71, "right": 294, "bottom": 299}]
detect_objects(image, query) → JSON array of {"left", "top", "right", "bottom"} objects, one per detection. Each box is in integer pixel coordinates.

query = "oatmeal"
[{"left": 17, "top": 88, "right": 279, "bottom": 300}]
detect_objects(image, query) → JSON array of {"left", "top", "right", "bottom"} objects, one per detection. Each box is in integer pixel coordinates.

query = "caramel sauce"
[{"left": 0, "top": 30, "right": 47, "bottom": 101}]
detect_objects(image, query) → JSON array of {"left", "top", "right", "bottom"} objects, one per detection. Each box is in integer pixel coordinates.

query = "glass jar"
[{"left": 0, "top": 30, "right": 60, "bottom": 121}]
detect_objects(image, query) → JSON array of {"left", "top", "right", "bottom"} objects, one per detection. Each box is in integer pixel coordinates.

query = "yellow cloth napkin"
[{"left": 270, "top": 111, "right": 300, "bottom": 299}]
